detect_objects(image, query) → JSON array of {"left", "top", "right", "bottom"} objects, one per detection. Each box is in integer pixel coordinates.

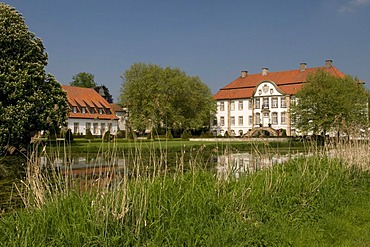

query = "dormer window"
[
  {"left": 81, "top": 107, "right": 86, "bottom": 114},
  {"left": 89, "top": 107, "right": 94, "bottom": 114},
  {"left": 106, "top": 109, "right": 111, "bottom": 115},
  {"left": 72, "top": 106, "right": 77, "bottom": 113},
  {"left": 98, "top": 108, "right": 103, "bottom": 114}
]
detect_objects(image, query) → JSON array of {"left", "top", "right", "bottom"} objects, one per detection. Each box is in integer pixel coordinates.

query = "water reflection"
[
  {"left": 216, "top": 152, "right": 306, "bottom": 179},
  {"left": 39, "top": 156, "right": 126, "bottom": 177}
]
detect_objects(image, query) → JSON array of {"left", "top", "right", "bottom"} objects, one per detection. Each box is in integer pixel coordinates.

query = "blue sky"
[{"left": 3, "top": 0, "right": 370, "bottom": 101}]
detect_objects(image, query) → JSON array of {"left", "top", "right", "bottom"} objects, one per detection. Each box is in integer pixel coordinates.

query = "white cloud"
[{"left": 339, "top": 0, "right": 370, "bottom": 13}]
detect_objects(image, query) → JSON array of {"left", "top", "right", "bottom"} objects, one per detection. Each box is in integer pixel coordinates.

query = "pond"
[
  {"left": 215, "top": 152, "right": 309, "bottom": 179},
  {"left": 1, "top": 149, "right": 308, "bottom": 215}
]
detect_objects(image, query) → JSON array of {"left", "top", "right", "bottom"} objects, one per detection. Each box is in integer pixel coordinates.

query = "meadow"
[{"left": 1, "top": 138, "right": 370, "bottom": 246}]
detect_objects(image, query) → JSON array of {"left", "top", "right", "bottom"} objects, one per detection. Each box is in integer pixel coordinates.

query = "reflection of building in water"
[
  {"left": 216, "top": 153, "right": 304, "bottom": 179},
  {"left": 39, "top": 156, "right": 126, "bottom": 178}
]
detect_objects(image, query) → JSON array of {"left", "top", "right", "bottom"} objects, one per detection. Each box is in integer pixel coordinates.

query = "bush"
[
  {"left": 103, "top": 130, "right": 111, "bottom": 142},
  {"left": 116, "top": 130, "right": 126, "bottom": 138},
  {"left": 200, "top": 131, "right": 214, "bottom": 138},
  {"left": 181, "top": 129, "right": 192, "bottom": 140},
  {"left": 165, "top": 131, "right": 173, "bottom": 140},
  {"left": 85, "top": 130, "right": 94, "bottom": 140}
]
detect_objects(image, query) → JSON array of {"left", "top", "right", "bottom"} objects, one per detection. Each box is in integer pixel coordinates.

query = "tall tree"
[
  {"left": 0, "top": 3, "right": 68, "bottom": 150},
  {"left": 70, "top": 72, "right": 96, "bottom": 88},
  {"left": 291, "top": 70, "right": 368, "bottom": 136},
  {"left": 94, "top": 85, "right": 114, "bottom": 103},
  {"left": 119, "top": 63, "right": 216, "bottom": 133}
]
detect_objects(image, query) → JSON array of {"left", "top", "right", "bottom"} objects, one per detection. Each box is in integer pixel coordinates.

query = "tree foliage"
[
  {"left": 70, "top": 72, "right": 97, "bottom": 88},
  {"left": 119, "top": 63, "right": 216, "bottom": 133},
  {"left": 291, "top": 70, "right": 368, "bottom": 136},
  {"left": 94, "top": 85, "right": 113, "bottom": 103},
  {"left": 0, "top": 3, "right": 68, "bottom": 150}
]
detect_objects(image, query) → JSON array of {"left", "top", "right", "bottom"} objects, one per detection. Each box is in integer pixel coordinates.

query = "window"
[
  {"left": 249, "top": 115, "right": 253, "bottom": 125},
  {"left": 100, "top": 123, "right": 106, "bottom": 135},
  {"left": 106, "top": 109, "right": 111, "bottom": 115},
  {"left": 291, "top": 96, "right": 296, "bottom": 106},
  {"left": 108, "top": 123, "right": 112, "bottom": 132},
  {"left": 281, "top": 112, "right": 286, "bottom": 124},
  {"left": 89, "top": 107, "right": 95, "bottom": 114},
  {"left": 255, "top": 98, "right": 260, "bottom": 109},
  {"left": 272, "top": 112, "right": 278, "bottom": 124},
  {"left": 272, "top": 97, "right": 278, "bottom": 108},
  {"left": 93, "top": 123, "right": 99, "bottom": 134},
  {"left": 81, "top": 107, "right": 86, "bottom": 114},
  {"left": 255, "top": 113, "right": 260, "bottom": 125},
  {"left": 220, "top": 116, "right": 225, "bottom": 126},
  {"left": 238, "top": 116, "right": 243, "bottom": 126},
  {"left": 281, "top": 97, "right": 286, "bottom": 108},
  {"left": 212, "top": 118, "right": 217, "bottom": 126},
  {"left": 220, "top": 102, "right": 225, "bottom": 111},
  {"left": 98, "top": 108, "right": 103, "bottom": 114},
  {"left": 230, "top": 101, "right": 235, "bottom": 111},
  {"left": 72, "top": 106, "right": 77, "bottom": 113},
  {"left": 248, "top": 99, "right": 253, "bottom": 109},
  {"left": 85, "top": 122, "right": 91, "bottom": 133},
  {"left": 263, "top": 97, "right": 269, "bottom": 108},
  {"left": 73, "top": 122, "right": 79, "bottom": 134},
  {"left": 231, "top": 116, "right": 235, "bottom": 126},
  {"left": 238, "top": 101, "right": 243, "bottom": 110}
]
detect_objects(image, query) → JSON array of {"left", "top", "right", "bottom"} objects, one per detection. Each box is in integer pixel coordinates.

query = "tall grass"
[{"left": 1, "top": 138, "right": 370, "bottom": 246}]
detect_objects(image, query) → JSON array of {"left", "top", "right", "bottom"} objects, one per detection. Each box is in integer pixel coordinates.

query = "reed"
[{"left": 1, "top": 136, "right": 370, "bottom": 246}]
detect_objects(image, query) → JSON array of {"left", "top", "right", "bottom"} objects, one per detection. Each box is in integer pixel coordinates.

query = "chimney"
[
  {"left": 325, "top": 59, "right": 333, "bottom": 68},
  {"left": 299, "top": 62, "right": 307, "bottom": 71},
  {"left": 262, "top": 67, "right": 268, "bottom": 76},
  {"left": 241, "top": 70, "right": 248, "bottom": 78}
]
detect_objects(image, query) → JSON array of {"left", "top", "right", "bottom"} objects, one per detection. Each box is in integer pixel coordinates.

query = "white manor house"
[{"left": 211, "top": 60, "right": 345, "bottom": 137}]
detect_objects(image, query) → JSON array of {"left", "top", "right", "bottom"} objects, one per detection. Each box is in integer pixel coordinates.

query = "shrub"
[
  {"left": 181, "top": 129, "right": 192, "bottom": 140},
  {"left": 116, "top": 130, "right": 126, "bottom": 138},
  {"left": 85, "top": 130, "right": 94, "bottom": 140},
  {"left": 103, "top": 130, "right": 111, "bottom": 142},
  {"left": 166, "top": 130, "right": 173, "bottom": 140}
]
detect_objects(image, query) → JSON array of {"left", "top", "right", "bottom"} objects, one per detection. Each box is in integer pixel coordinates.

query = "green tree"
[
  {"left": 291, "top": 70, "right": 368, "bottom": 137},
  {"left": 70, "top": 72, "right": 97, "bottom": 88},
  {"left": 0, "top": 3, "right": 68, "bottom": 150},
  {"left": 119, "top": 63, "right": 216, "bottom": 133}
]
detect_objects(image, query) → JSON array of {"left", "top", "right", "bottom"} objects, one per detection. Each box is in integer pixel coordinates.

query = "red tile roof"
[
  {"left": 62, "top": 85, "right": 118, "bottom": 120},
  {"left": 110, "top": 103, "right": 125, "bottom": 113},
  {"left": 214, "top": 66, "right": 345, "bottom": 100}
]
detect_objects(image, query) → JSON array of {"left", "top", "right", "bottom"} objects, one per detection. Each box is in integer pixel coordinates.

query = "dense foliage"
[
  {"left": 94, "top": 85, "right": 113, "bottom": 103},
  {"left": 292, "top": 70, "right": 369, "bottom": 136},
  {"left": 119, "top": 63, "right": 216, "bottom": 133},
  {"left": 0, "top": 3, "right": 68, "bottom": 150},
  {"left": 70, "top": 72, "right": 97, "bottom": 88}
]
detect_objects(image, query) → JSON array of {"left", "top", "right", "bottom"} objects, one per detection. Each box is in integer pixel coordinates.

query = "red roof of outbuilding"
[
  {"left": 62, "top": 85, "right": 118, "bottom": 120},
  {"left": 214, "top": 66, "right": 345, "bottom": 100}
]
